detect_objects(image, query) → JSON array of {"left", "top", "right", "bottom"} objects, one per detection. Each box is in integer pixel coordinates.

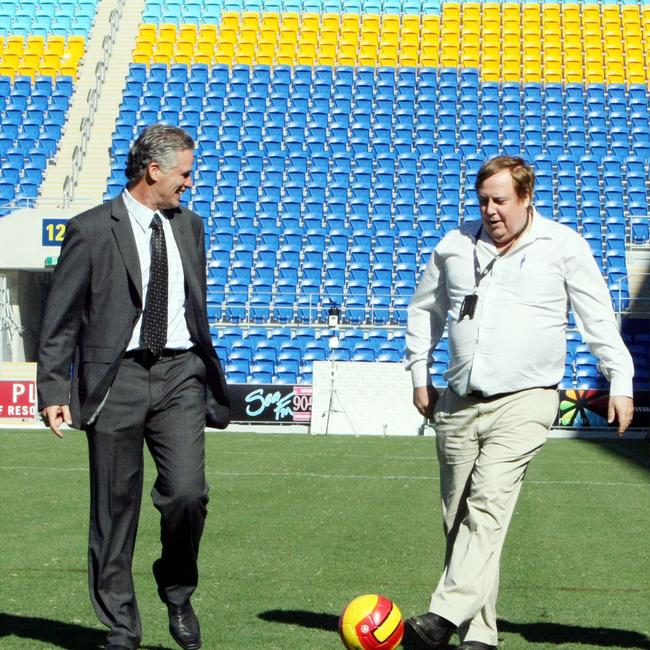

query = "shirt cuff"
[
  {"left": 608, "top": 374, "right": 634, "bottom": 398},
  {"left": 410, "top": 361, "right": 431, "bottom": 388}
]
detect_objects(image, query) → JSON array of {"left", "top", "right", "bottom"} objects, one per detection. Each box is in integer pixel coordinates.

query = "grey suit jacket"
[{"left": 37, "top": 195, "right": 230, "bottom": 430}]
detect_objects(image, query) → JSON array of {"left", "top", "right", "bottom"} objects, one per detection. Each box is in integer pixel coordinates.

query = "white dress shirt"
[
  {"left": 123, "top": 189, "right": 193, "bottom": 351},
  {"left": 406, "top": 211, "right": 634, "bottom": 397}
]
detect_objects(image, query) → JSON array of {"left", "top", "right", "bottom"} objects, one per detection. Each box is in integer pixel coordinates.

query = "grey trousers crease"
[
  {"left": 429, "top": 387, "right": 559, "bottom": 646},
  {"left": 86, "top": 350, "right": 208, "bottom": 648}
]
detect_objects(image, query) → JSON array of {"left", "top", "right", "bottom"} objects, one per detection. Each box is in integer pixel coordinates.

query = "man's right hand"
[
  {"left": 413, "top": 385, "right": 438, "bottom": 420},
  {"left": 42, "top": 405, "right": 72, "bottom": 438}
]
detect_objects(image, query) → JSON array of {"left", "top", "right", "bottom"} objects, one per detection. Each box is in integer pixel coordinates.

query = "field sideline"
[{"left": 1, "top": 429, "right": 648, "bottom": 650}]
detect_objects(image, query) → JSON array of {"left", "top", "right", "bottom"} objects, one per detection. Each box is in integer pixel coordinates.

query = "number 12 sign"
[{"left": 42, "top": 218, "right": 68, "bottom": 246}]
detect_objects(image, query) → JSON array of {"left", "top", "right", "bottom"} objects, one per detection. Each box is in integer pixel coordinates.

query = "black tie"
[{"left": 142, "top": 212, "right": 168, "bottom": 357}]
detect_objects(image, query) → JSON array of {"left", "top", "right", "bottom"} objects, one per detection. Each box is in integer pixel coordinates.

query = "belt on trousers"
[
  {"left": 123, "top": 347, "right": 195, "bottom": 364},
  {"left": 463, "top": 384, "right": 559, "bottom": 401}
]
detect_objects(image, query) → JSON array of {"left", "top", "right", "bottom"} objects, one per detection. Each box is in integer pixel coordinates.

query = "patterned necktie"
[{"left": 142, "top": 212, "right": 168, "bottom": 356}]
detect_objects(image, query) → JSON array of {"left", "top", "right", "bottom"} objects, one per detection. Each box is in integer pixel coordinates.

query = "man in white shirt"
[
  {"left": 38, "top": 125, "right": 230, "bottom": 650},
  {"left": 404, "top": 156, "right": 634, "bottom": 650}
]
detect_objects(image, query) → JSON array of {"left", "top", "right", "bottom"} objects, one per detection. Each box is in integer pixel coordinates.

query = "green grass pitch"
[{"left": 1, "top": 429, "right": 648, "bottom": 649}]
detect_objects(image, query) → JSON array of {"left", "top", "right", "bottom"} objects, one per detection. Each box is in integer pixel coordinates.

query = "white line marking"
[{"left": 1, "top": 467, "right": 648, "bottom": 488}]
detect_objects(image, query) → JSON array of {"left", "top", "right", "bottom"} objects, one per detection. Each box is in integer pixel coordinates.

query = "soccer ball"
[{"left": 338, "top": 594, "right": 404, "bottom": 650}]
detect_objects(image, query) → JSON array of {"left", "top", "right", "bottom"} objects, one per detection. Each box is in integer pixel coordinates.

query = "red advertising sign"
[{"left": 0, "top": 380, "right": 37, "bottom": 418}]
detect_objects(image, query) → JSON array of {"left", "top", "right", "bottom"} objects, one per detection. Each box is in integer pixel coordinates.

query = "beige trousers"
[{"left": 429, "top": 386, "right": 559, "bottom": 645}]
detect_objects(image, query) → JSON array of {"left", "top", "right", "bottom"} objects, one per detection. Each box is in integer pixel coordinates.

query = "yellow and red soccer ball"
[{"left": 338, "top": 594, "right": 404, "bottom": 650}]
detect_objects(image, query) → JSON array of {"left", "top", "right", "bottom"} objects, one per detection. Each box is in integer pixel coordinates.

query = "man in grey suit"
[{"left": 37, "top": 124, "right": 230, "bottom": 650}]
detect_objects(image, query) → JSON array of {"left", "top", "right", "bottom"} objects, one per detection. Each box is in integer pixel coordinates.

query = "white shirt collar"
[{"left": 123, "top": 188, "right": 158, "bottom": 233}]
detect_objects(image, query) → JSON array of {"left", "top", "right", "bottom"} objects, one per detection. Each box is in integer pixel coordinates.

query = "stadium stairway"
[{"left": 37, "top": 0, "right": 146, "bottom": 209}]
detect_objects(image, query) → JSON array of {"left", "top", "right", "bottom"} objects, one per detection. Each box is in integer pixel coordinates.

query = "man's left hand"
[{"left": 607, "top": 396, "right": 634, "bottom": 435}]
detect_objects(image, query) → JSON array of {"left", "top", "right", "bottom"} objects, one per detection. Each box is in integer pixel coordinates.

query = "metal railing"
[{"left": 61, "top": 1, "right": 124, "bottom": 207}]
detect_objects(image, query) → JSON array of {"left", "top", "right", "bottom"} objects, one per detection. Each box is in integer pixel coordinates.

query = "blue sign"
[{"left": 42, "top": 219, "right": 68, "bottom": 246}]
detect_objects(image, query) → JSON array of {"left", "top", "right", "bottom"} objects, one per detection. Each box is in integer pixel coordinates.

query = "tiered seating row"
[
  {"left": 0, "top": 75, "right": 72, "bottom": 212},
  {"left": 133, "top": 2, "right": 650, "bottom": 83},
  {"left": 0, "top": 34, "right": 84, "bottom": 79}
]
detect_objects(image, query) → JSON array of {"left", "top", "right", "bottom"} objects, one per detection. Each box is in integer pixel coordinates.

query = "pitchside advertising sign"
[
  {"left": 230, "top": 384, "right": 313, "bottom": 423},
  {"left": 0, "top": 362, "right": 647, "bottom": 428}
]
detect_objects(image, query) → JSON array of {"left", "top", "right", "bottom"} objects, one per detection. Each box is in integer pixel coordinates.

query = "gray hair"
[{"left": 125, "top": 124, "right": 194, "bottom": 181}]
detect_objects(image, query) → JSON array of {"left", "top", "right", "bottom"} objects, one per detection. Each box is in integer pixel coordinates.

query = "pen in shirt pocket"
[{"left": 519, "top": 253, "right": 526, "bottom": 270}]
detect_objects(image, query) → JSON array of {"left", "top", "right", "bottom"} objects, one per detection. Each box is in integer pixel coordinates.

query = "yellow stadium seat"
[
  {"left": 214, "top": 52, "right": 232, "bottom": 65},
  {"left": 443, "top": 2, "right": 460, "bottom": 21},
  {"left": 297, "top": 43, "right": 317, "bottom": 64},
  {"left": 176, "top": 40, "right": 195, "bottom": 60},
  {"left": 282, "top": 12, "right": 300, "bottom": 31},
  {"left": 158, "top": 24, "right": 177, "bottom": 41},
  {"left": 60, "top": 62, "right": 78, "bottom": 78},
  {"left": 154, "top": 41, "right": 174, "bottom": 58},
  {"left": 299, "top": 28, "right": 318, "bottom": 48},
  {"left": 463, "top": 18, "right": 480, "bottom": 39},
  {"left": 627, "top": 59, "right": 646, "bottom": 84},
  {"left": 382, "top": 14, "right": 400, "bottom": 31},
  {"left": 543, "top": 19, "right": 561, "bottom": 38},
  {"left": 276, "top": 41, "right": 296, "bottom": 63},
  {"left": 562, "top": 5, "right": 580, "bottom": 22},
  {"left": 481, "top": 32, "right": 500, "bottom": 54},
  {"left": 564, "top": 31, "right": 581, "bottom": 50},
  {"left": 482, "top": 18, "right": 500, "bottom": 38},
  {"left": 132, "top": 52, "right": 150, "bottom": 64},
  {"left": 440, "top": 43, "right": 459, "bottom": 67},
  {"left": 300, "top": 13, "right": 319, "bottom": 33},
  {"left": 341, "top": 13, "right": 359, "bottom": 31},
  {"left": 261, "top": 13, "right": 280, "bottom": 31},
  {"left": 0, "top": 65, "right": 14, "bottom": 78},
  {"left": 481, "top": 61, "right": 500, "bottom": 82},
  {"left": 241, "top": 12, "right": 260, "bottom": 30},
  {"left": 5, "top": 35, "right": 24, "bottom": 56},
  {"left": 26, "top": 35, "right": 45, "bottom": 56},
  {"left": 260, "top": 28, "right": 278, "bottom": 47},
  {"left": 178, "top": 24, "right": 197, "bottom": 42},
  {"left": 42, "top": 52, "right": 61, "bottom": 69},
  {"left": 279, "top": 25, "right": 298, "bottom": 45},
  {"left": 402, "top": 14, "right": 420, "bottom": 35},
  {"left": 175, "top": 54, "right": 193, "bottom": 65},
  {"left": 503, "top": 47, "right": 520, "bottom": 77},
  {"left": 422, "top": 14, "right": 439, "bottom": 30},
  {"left": 235, "top": 44, "right": 255, "bottom": 64},
  {"left": 606, "top": 61, "right": 625, "bottom": 83},
  {"left": 66, "top": 36, "right": 85, "bottom": 61},
  {"left": 220, "top": 12, "right": 240, "bottom": 30},
  {"left": 399, "top": 44, "right": 419, "bottom": 67},
  {"left": 198, "top": 25, "right": 217, "bottom": 42},
  {"left": 337, "top": 41, "right": 356, "bottom": 61},
  {"left": 322, "top": 13, "right": 340, "bottom": 33},
  {"left": 379, "top": 51, "right": 398, "bottom": 67},
  {"left": 17, "top": 65, "right": 36, "bottom": 80},
  {"left": 503, "top": 4, "right": 520, "bottom": 22},
  {"left": 463, "top": 3, "right": 480, "bottom": 21},
  {"left": 400, "top": 30, "right": 420, "bottom": 51},
  {"left": 320, "top": 27, "right": 339, "bottom": 49},
  {"left": 461, "top": 44, "right": 479, "bottom": 67},
  {"left": 218, "top": 28, "right": 238, "bottom": 46},
  {"left": 583, "top": 58, "right": 603, "bottom": 82},
  {"left": 196, "top": 40, "right": 215, "bottom": 57},
  {"left": 503, "top": 19, "right": 520, "bottom": 38},
  {"left": 337, "top": 48, "right": 356, "bottom": 67},
  {"left": 317, "top": 42, "right": 337, "bottom": 64},
  {"left": 543, "top": 56, "right": 562, "bottom": 82},
  {"left": 255, "top": 40, "right": 275, "bottom": 60},
  {"left": 522, "top": 3, "right": 540, "bottom": 22},
  {"left": 239, "top": 27, "right": 257, "bottom": 45},
  {"left": 523, "top": 60, "right": 541, "bottom": 82}
]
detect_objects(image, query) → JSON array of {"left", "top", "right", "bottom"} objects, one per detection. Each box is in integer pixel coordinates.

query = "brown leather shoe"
[
  {"left": 403, "top": 612, "right": 456, "bottom": 648},
  {"left": 167, "top": 601, "right": 201, "bottom": 650}
]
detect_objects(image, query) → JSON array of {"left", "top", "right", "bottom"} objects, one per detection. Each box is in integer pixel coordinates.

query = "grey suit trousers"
[{"left": 86, "top": 349, "right": 208, "bottom": 648}]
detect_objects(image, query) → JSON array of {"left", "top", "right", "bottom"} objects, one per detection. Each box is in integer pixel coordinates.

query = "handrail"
[{"left": 61, "top": 0, "right": 125, "bottom": 206}]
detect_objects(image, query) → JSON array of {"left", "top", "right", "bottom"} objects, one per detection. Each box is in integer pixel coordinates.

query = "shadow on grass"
[
  {"left": 498, "top": 619, "right": 649, "bottom": 648},
  {"left": 590, "top": 437, "right": 650, "bottom": 472},
  {"left": 258, "top": 608, "right": 339, "bottom": 632},
  {"left": 0, "top": 612, "right": 174, "bottom": 650},
  {"left": 258, "top": 610, "right": 650, "bottom": 649}
]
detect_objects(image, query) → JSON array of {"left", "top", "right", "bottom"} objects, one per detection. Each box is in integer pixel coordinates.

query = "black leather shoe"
[
  {"left": 167, "top": 601, "right": 202, "bottom": 650},
  {"left": 403, "top": 612, "right": 456, "bottom": 648},
  {"left": 458, "top": 642, "right": 497, "bottom": 650}
]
